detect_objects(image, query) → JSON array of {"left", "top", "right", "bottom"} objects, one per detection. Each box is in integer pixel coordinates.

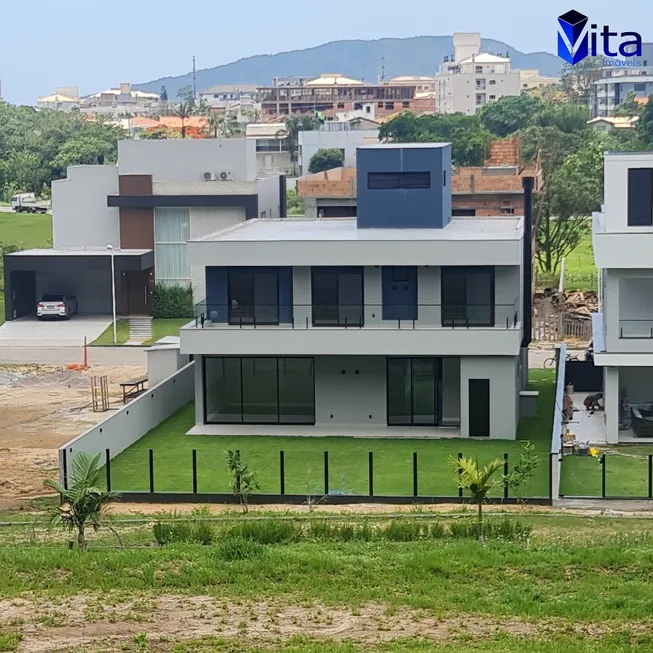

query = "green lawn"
[
  {"left": 108, "top": 370, "right": 555, "bottom": 497},
  {"left": 91, "top": 318, "right": 189, "bottom": 345},
  {"left": 0, "top": 212, "right": 52, "bottom": 325}
]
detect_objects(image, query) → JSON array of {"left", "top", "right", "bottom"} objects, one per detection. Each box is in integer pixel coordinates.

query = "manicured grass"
[
  {"left": 91, "top": 318, "right": 189, "bottom": 346},
  {"left": 0, "top": 212, "right": 52, "bottom": 325},
  {"left": 108, "top": 370, "right": 555, "bottom": 497}
]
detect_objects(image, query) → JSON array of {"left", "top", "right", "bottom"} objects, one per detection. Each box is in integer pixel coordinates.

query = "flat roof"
[
  {"left": 195, "top": 217, "right": 523, "bottom": 244},
  {"left": 357, "top": 142, "right": 450, "bottom": 150},
  {"left": 7, "top": 247, "right": 152, "bottom": 257}
]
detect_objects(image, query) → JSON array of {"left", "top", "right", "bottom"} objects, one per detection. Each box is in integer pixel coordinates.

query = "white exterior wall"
[
  {"left": 459, "top": 356, "right": 519, "bottom": 439},
  {"left": 436, "top": 71, "right": 521, "bottom": 115},
  {"left": 256, "top": 151, "right": 293, "bottom": 178},
  {"left": 146, "top": 345, "right": 190, "bottom": 388},
  {"left": 118, "top": 139, "right": 257, "bottom": 181},
  {"left": 298, "top": 130, "right": 379, "bottom": 173},
  {"left": 52, "top": 166, "right": 120, "bottom": 248},
  {"left": 256, "top": 176, "right": 282, "bottom": 218}
]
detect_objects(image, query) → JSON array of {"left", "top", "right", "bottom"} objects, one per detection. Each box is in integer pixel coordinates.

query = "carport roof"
[{"left": 7, "top": 247, "right": 152, "bottom": 257}]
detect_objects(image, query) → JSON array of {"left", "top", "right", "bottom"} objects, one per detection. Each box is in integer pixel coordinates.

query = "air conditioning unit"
[
  {"left": 218, "top": 171, "right": 233, "bottom": 181},
  {"left": 203, "top": 172, "right": 216, "bottom": 181}
]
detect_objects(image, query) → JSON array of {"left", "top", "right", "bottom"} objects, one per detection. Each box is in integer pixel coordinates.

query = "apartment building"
[
  {"left": 180, "top": 143, "right": 533, "bottom": 439},
  {"left": 246, "top": 124, "right": 292, "bottom": 177},
  {"left": 591, "top": 152, "right": 653, "bottom": 443},
  {"left": 3, "top": 140, "right": 285, "bottom": 321},
  {"left": 297, "top": 137, "right": 539, "bottom": 218},
  {"left": 259, "top": 73, "right": 434, "bottom": 122},
  {"left": 436, "top": 33, "right": 521, "bottom": 115}
]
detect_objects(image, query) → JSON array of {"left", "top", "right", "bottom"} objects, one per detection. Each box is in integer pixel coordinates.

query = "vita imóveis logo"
[{"left": 557, "top": 10, "right": 642, "bottom": 64}]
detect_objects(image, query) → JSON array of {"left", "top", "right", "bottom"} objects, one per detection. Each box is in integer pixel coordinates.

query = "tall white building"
[
  {"left": 436, "top": 33, "right": 521, "bottom": 115},
  {"left": 592, "top": 152, "right": 653, "bottom": 443}
]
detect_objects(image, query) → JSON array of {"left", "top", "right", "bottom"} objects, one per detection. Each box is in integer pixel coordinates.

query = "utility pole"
[
  {"left": 380, "top": 54, "right": 386, "bottom": 83},
  {"left": 192, "top": 55, "right": 197, "bottom": 99}
]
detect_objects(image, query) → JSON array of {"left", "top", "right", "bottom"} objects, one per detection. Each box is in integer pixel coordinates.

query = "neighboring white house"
[
  {"left": 198, "top": 84, "right": 259, "bottom": 108},
  {"left": 180, "top": 143, "right": 531, "bottom": 439},
  {"left": 435, "top": 33, "right": 521, "bottom": 115},
  {"left": 246, "top": 123, "right": 292, "bottom": 177},
  {"left": 587, "top": 116, "right": 639, "bottom": 132},
  {"left": 592, "top": 152, "right": 653, "bottom": 443},
  {"left": 298, "top": 128, "right": 379, "bottom": 175}
]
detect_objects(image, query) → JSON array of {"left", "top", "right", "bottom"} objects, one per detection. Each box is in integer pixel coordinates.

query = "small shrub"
[
  {"left": 153, "top": 521, "right": 174, "bottom": 545},
  {"left": 152, "top": 283, "right": 193, "bottom": 319},
  {"left": 306, "top": 519, "right": 336, "bottom": 540},
  {"left": 191, "top": 521, "right": 215, "bottom": 545},
  {"left": 169, "top": 521, "right": 193, "bottom": 543},
  {"left": 428, "top": 522, "right": 447, "bottom": 539},
  {"left": 214, "top": 536, "right": 265, "bottom": 561},
  {"left": 485, "top": 516, "right": 532, "bottom": 542},
  {"left": 0, "top": 633, "right": 22, "bottom": 652},
  {"left": 449, "top": 519, "right": 477, "bottom": 539},
  {"left": 225, "top": 519, "right": 300, "bottom": 544},
  {"left": 382, "top": 520, "right": 427, "bottom": 542}
]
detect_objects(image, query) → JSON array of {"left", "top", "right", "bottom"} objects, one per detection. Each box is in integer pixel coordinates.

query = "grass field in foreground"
[
  {"left": 91, "top": 318, "right": 189, "bottom": 345},
  {"left": 108, "top": 370, "right": 555, "bottom": 496}
]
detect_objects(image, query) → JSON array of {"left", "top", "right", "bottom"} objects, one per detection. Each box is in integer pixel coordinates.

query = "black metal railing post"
[
  {"left": 648, "top": 455, "right": 652, "bottom": 499},
  {"left": 280, "top": 451, "right": 285, "bottom": 495},
  {"left": 368, "top": 451, "right": 374, "bottom": 497},
  {"left": 149, "top": 449, "right": 154, "bottom": 493},
  {"left": 192, "top": 449, "right": 198, "bottom": 494},
  {"left": 412, "top": 452, "right": 418, "bottom": 497},
  {"left": 458, "top": 452, "right": 463, "bottom": 498},
  {"left": 601, "top": 453, "right": 606, "bottom": 498},
  {"left": 324, "top": 451, "right": 329, "bottom": 495},
  {"left": 503, "top": 453, "right": 509, "bottom": 499},
  {"left": 105, "top": 448, "right": 111, "bottom": 492}
]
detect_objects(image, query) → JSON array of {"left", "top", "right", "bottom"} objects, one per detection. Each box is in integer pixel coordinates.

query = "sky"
[{"left": 1, "top": 0, "right": 652, "bottom": 105}]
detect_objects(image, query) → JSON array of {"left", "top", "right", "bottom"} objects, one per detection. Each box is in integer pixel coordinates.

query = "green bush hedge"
[{"left": 151, "top": 283, "right": 194, "bottom": 319}]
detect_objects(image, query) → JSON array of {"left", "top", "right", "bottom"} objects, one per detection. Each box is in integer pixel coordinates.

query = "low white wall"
[
  {"left": 147, "top": 345, "right": 190, "bottom": 387},
  {"left": 58, "top": 362, "right": 195, "bottom": 484}
]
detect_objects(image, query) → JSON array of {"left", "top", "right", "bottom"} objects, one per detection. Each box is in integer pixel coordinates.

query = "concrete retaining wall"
[{"left": 58, "top": 361, "right": 194, "bottom": 484}]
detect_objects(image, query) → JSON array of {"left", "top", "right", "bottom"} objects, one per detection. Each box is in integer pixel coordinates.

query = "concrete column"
[
  {"left": 194, "top": 355, "right": 204, "bottom": 426},
  {"left": 604, "top": 366, "right": 619, "bottom": 444},
  {"left": 293, "top": 266, "right": 311, "bottom": 328},
  {"left": 418, "top": 266, "right": 440, "bottom": 326},
  {"left": 364, "top": 267, "right": 382, "bottom": 326}
]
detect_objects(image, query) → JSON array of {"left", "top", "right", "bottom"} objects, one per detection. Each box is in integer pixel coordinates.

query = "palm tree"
[
  {"left": 284, "top": 115, "right": 321, "bottom": 175},
  {"left": 173, "top": 101, "right": 193, "bottom": 138},
  {"left": 45, "top": 452, "right": 120, "bottom": 550},
  {"left": 450, "top": 455, "right": 504, "bottom": 543}
]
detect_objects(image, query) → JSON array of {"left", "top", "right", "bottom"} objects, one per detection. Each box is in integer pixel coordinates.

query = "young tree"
[
  {"left": 450, "top": 455, "right": 504, "bottom": 543},
  {"left": 173, "top": 102, "right": 193, "bottom": 139},
  {"left": 160, "top": 86, "right": 169, "bottom": 102},
  {"left": 208, "top": 111, "right": 239, "bottom": 138},
  {"left": 286, "top": 189, "right": 304, "bottom": 215},
  {"left": 308, "top": 148, "right": 345, "bottom": 174},
  {"left": 44, "top": 452, "right": 120, "bottom": 550},
  {"left": 226, "top": 450, "right": 259, "bottom": 513},
  {"left": 176, "top": 85, "right": 195, "bottom": 109},
  {"left": 284, "top": 115, "right": 320, "bottom": 175},
  {"left": 637, "top": 95, "right": 653, "bottom": 146}
]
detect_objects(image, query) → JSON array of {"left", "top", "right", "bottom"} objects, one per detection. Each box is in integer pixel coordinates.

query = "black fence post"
[
  {"left": 601, "top": 453, "right": 606, "bottom": 498},
  {"left": 368, "top": 451, "right": 374, "bottom": 497},
  {"left": 412, "top": 452, "right": 418, "bottom": 497},
  {"left": 192, "top": 450, "right": 198, "bottom": 494},
  {"left": 149, "top": 449, "right": 154, "bottom": 493},
  {"left": 280, "top": 451, "right": 285, "bottom": 495},
  {"left": 503, "top": 453, "right": 509, "bottom": 499},
  {"left": 458, "top": 452, "right": 463, "bottom": 498},
  {"left": 324, "top": 451, "right": 329, "bottom": 495},
  {"left": 649, "top": 455, "right": 652, "bottom": 499},
  {"left": 62, "top": 448, "right": 68, "bottom": 491},
  {"left": 105, "top": 448, "right": 111, "bottom": 492}
]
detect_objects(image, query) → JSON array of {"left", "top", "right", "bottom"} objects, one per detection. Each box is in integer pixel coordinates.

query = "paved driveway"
[{"left": 0, "top": 314, "right": 111, "bottom": 347}]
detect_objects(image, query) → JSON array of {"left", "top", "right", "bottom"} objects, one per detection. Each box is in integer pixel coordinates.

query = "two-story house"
[
  {"left": 180, "top": 143, "right": 533, "bottom": 439},
  {"left": 592, "top": 152, "right": 653, "bottom": 442}
]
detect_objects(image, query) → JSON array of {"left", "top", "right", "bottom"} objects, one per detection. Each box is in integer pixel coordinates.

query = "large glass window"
[
  {"left": 387, "top": 358, "right": 442, "bottom": 426},
  {"left": 228, "top": 268, "right": 279, "bottom": 325},
  {"left": 312, "top": 267, "right": 364, "bottom": 326},
  {"left": 204, "top": 357, "right": 315, "bottom": 424},
  {"left": 441, "top": 267, "right": 494, "bottom": 327},
  {"left": 154, "top": 207, "right": 190, "bottom": 286}
]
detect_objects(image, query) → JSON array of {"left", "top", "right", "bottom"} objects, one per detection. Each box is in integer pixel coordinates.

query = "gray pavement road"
[{"left": 0, "top": 345, "right": 146, "bottom": 366}]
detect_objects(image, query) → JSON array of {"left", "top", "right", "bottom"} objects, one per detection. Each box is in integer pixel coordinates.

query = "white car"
[{"left": 37, "top": 294, "right": 78, "bottom": 319}]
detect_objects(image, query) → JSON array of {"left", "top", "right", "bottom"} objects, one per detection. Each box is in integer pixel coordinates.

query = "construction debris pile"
[{"left": 532, "top": 290, "right": 597, "bottom": 345}]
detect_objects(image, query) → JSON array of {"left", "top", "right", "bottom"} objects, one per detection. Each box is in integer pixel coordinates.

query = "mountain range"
[{"left": 134, "top": 36, "right": 562, "bottom": 98}]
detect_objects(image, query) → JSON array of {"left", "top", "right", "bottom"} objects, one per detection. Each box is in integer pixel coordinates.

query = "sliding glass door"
[
  {"left": 441, "top": 267, "right": 494, "bottom": 327},
  {"left": 228, "top": 268, "right": 279, "bottom": 325},
  {"left": 312, "top": 267, "right": 364, "bottom": 326},
  {"left": 204, "top": 357, "right": 315, "bottom": 424},
  {"left": 387, "top": 358, "right": 439, "bottom": 426}
]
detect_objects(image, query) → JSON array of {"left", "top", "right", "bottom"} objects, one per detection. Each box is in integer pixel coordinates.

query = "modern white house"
[
  {"left": 298, "top": 128, "right": 379, "bottom": 175},
  {"left": 180, "top": 143, "right": 534, "bottom": 439},
  {"left": 592, "top": 152, "right": 653, "bottom": 443}
]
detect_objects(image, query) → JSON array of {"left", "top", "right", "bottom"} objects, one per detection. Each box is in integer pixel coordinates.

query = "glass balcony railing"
[
  {"left": 619, "top": 320, "right": 653, "bottom": 339},
  {"left": 190, "top": 300, "right": 521, "bottom": 330}
]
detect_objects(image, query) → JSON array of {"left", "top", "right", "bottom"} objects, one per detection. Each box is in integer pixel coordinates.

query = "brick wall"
[
  {"left": 453, "top": 194, "right": 524, "bottom": 217},
  {"left": 296, "top": 167, "right": 357, "bottom": 198},
  {"left": 485, "top": 136, "right": 521, "bottom": 167}
]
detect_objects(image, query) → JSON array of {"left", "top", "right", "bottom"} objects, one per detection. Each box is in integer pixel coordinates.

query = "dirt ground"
[
  {"left": 0, "top": 365, "right": 144, "bottom": 503},
  {"left": 0, "top": 593, "right": 639, "bottom": 652}
]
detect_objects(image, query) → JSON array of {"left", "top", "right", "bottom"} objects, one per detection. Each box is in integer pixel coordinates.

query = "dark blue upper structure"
[{"left": 355, "top": 143, "right": 452, "bottom": 229}]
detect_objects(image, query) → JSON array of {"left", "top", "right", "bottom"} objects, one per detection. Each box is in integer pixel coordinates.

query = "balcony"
[
  {"left": 593, "top": 211, "right": 653, "bottom": 269},
  {"left": 179, "top": 300, "right": 522, "bottom": 357}
]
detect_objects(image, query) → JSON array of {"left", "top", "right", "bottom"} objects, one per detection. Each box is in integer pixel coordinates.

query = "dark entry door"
[
  {"left": 468, "top": 379, "right": 490, "bottom": 437},
  {"left": 10, "top": 271, "right": 36, "bottom": 319},
  {"left": 126, "top": 269, "right": 153, "bottom": 315}
]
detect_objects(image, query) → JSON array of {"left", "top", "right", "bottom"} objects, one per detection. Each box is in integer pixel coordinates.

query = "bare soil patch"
[
  {"left": 0, "top": 593, "right": 641, "bottom": 653},
  {"left": 0, "top": 365, "right": 144, "bottom": 503}
]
